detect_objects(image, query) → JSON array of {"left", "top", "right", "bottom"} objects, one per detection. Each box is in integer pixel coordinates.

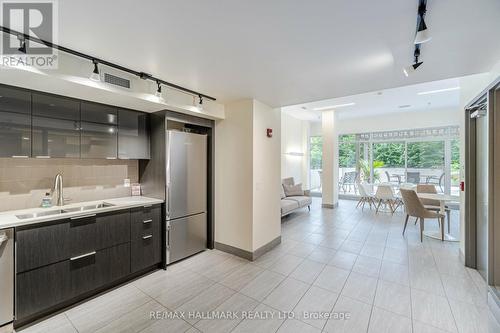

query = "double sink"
[{"left": 16, "top": 202, "right": 115, "bottom": 220}]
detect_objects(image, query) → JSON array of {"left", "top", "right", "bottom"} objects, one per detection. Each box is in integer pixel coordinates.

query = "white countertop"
[{"left": 0, "top": 196, "right": 164, "bottom": 229}]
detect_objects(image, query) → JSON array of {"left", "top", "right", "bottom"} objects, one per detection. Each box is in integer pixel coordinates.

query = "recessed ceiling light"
[
  {"left": 417, "top": 87, "right": 460, "bottom": 95},
  {"left": 313, "top": 103, "right": 356, "bottom": 111}
]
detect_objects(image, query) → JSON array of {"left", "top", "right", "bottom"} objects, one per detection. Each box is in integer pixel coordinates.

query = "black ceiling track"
[{"left": 0, "top": 26, "right": 216, "bottom": 101}]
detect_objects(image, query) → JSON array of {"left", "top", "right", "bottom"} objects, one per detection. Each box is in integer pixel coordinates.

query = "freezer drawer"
[
  {"left": 166, "top": 131, "right": 207, "bottom": 219},
  {"left": 167, "top": 213, "right": 206, "bottom": 264}
]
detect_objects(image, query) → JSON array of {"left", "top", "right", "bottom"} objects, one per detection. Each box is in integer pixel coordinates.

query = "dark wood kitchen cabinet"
[
  {"left": 15, "top": 205, "right": 162, "bottom": 325},
  {"left": 118, "top": 109, "right": 150, "bottom": 159},
  {"left": 0, "top": 85, "right": 31, "bottom": 157}
]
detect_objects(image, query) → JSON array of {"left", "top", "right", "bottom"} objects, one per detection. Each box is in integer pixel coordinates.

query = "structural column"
[{"left": 321, "top": 110, "right": 339, "bottom": 208}]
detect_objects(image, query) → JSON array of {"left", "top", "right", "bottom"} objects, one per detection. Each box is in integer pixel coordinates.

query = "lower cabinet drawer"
[
  {"left": 16, "top": 243, "right": 130, "bottom": 320},
  {"left": 131, "top": 231, "right": 161, "bottom": 273}
]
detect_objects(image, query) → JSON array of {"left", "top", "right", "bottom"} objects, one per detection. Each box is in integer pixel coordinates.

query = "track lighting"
[
  {"left": 414, "top": 17, "right": 431, "bottom": 44},
  {"left": 155, "top": 81, "right": 162, "bottom": 98},
  {"left": 403, "top": 62, "right": 423, "bottom": 77},
  {"left": 18, "top": 35, "right": 26, "bottom": 53},
  {"left": 403, "top": 46, "right": 423, "bottom": 77},
  {"left": 89, "top": 59, "right": 100, "bottom": 82},
  {"left": 198, "top": 95, "right": 203, "bottom": 111}
]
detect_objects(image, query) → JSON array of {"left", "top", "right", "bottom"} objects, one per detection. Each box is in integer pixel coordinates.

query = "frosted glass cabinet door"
[
  {"left": 32, "top": 116, "right": 80, "bottom": 158},
  {"left": 0, "top": 85, "right": 32, "bottom": 157},
  {"left": 80, "top": 122, "right": 118, "bottom": 159},
  {"left": 118, "top": 109, "right": 150, "bottom": 159}
]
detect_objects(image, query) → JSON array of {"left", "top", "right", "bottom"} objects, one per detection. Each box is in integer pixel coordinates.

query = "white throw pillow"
[{"left": 284, "top": 183, "right": 304, "bottom": 197}]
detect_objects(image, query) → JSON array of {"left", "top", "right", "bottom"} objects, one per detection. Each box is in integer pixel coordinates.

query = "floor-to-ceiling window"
[
  {"left": 338, "top": 126, "right": 460, "bottom": 197},
  {"left": 309, "top": 136, "right": 323, "bottom": 195}
]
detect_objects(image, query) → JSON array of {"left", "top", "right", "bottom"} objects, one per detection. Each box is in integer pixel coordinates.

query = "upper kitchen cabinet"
[
  {"left": 80, "top": 122, "right": 118, "bottom": 159},
  {"left": 32, "top": 116, "right": 80, "bottom": 158},
  {"left": 81, "top": 101, "right": 117, "bottom": 125},
  {"left": 32, "top": 93, "right": 80, "bottom": 121},
  {"left": 0, "top": 86, "right": 31, "bottom": 157},
  {"left": 118, "top": 109, "right": 150, "bottom": 159}
]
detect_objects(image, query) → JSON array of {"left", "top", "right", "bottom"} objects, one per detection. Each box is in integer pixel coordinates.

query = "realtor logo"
[{"left": 0, "top": 0, "right": 58, "bottom": 68}]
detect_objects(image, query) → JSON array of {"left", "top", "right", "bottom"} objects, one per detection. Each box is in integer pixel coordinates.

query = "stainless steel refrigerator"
[{"left": 165, "top": 130, "right": 207, "bottom": 264}]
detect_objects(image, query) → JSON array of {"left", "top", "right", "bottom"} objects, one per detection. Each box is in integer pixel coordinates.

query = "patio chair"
[
  {"left": 426, "top": 172, "right": 445, "bottom": 193},
  {"left": 400, "top": 188, "right": 445, "bottom": 242},
  {"left": 406, "top": 171, "right": 421, "bottom": 184},
  {"left": 416, "top": 184, "right": 451, "bottom": 233},
  {"left": 357, "top": 183, "right": 375, "bottom": 210},
  {"left": 375, "top": 184, "right": 398, "bottom": 214},
  {"left": 339, "top": 171, "right": 358, "bottom": 194},
  {"left": 385, "top": 171, "right": 401, "bottom": 185}
]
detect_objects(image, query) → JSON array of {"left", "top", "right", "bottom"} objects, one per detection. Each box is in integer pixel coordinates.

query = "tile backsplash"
[{"left": 0, "top": 158, "right": 139, "bottom": 212}]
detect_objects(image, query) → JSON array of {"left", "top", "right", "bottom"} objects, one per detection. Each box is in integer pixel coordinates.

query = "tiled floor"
[{"left": 19, "top": 199, "right": 500, "bottom": 333}]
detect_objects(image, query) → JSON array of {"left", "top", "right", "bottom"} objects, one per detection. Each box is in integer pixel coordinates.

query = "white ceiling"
[
  {"left": 54, "top": 0, "right": 500, "bottom": 107},
  {"left": 282, "top": 77, "right": 461, "bottom": 121}
]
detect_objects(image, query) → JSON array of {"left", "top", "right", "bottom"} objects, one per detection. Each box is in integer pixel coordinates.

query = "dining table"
[{"left": 416, "top": 192, "right": 460, "bottom": 242}]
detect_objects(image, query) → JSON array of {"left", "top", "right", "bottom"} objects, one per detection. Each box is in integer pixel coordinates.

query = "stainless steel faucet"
[{"left": 52, "top": 173, "right": 64, "bottom": 206}]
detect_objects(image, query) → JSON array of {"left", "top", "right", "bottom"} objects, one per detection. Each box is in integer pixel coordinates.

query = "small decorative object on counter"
[
  {"left": 41, "top": 192, "right": 52, "bottom": 208},
  {"left": 131, "top": 183, "right": 141, "bottom": 196}
]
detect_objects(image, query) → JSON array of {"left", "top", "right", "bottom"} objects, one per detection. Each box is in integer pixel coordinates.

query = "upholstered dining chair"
[
  {"left": 400, "top": 188, "right": 445, "bottom": 242},
  {"left": 416, "top": 184, "right": 451, "bottom": 233}
]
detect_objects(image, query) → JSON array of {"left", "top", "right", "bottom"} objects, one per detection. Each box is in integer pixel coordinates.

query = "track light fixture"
[
  {"left": 403, "top": 46, "right": 423, "bottom": 77},
  {"left": 155, "top": 81, "right": 162, "bottom": 98},
  {"left": 89, "top": 59, "right": 100, "bottom": 82},
  {"left": 198, "top": 95, "right": 203, "bottom": 111},
  {"left": 17, "top": 35, "right": 26, "bottom": 53},
  {"left": 414, "top": 2, "right": 431, "bottom": 44}
]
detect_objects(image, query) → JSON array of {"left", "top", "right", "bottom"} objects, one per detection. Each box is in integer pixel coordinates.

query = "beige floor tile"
[
  {"left": 95, "top": 300, "right": 164, "bottom": 333},
  {"left": 263, "top": 277, "right": 309, "bottom": 312},
  {"left": 339, "top": 240, "right": 364, "bottom": 254},
  {"left": 289, "top": 259, "right": 325, "bottom": 284},
  {"left": 374, "top": 280, "right": 411, "bottom": 317},
  {"left": 352, "top": 255, "right": 381, "bottom": 278},
  {"left": 368, "top": 307, "right": 412, "bottom": 333},
  {"left": 313, "top": 265, "right": 350, "bottom": 293},
  {"left": 328, "top": 251, "right": 358, "bottom": 270},
  {"left": 287, "top": 242, "right": 317, "bottom": 258},
  {"left": 175, "top": 283, "right": 235, "bottom": 324},
  {"left": 307, "top": 246, "right": 337, "bottom": 264},
  {"left": 194, "top": 293, "right": 258, "bottom": 333},
  {"left": 200, "top": 256, "right": 248, "bottom": 281},
  {"left": 411, "top": 289, "right": 457, "bottom": 332},
  {"left": 269, "top": 254, "right": 304, "bottom": 275},
  {"left": 19, "top": 313, "right": 77, "bottom": 333},
  {"left": 448, "top": 298, "right": 492, "bottom": 333},
  {"left": 360, "top": 243, "right": 385, "bottom": 260},
  {"left": 380, "top": 260, "right": 410, "bottom": 286},
  {"left": 239, "top": 269, "right": 285, "bottom": 301},
  {"left": 341, "top": 272, "right": 378, "bottom": 304},
  {"left": 154, "top": 274, "right": 216, "bottom": 309},
  {"left": 413, "top": 321, "right": 453, "bottom": 333},
  {"left": 219, "top": 263, "right": 264, "bottom": 291},
  {"left": 293, "top": 286, "right": 339, "bottom": 329},
  {"left": 277, "top": 319, "right": 321, "bottom": 333},
  {"left": 324, "top": 296, "right": 371, "bottom": 333},
  {"left": 409, "top": 267, "right": 446, "bottom": 296},
  {"left": 382, "top": 246, "right": 409, "bottom": 265},
  {"left": 231, "top": 304, "right": 285, "bottom": 333}
]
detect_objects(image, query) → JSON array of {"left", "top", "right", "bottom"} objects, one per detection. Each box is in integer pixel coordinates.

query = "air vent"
[{"left": 104, "top": 73, "right": 131, "bottom": 88}]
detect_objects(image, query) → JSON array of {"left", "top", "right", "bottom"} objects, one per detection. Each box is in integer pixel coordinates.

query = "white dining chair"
[{"left": 375, "top": 184, "right": 398, "bottom": 214}]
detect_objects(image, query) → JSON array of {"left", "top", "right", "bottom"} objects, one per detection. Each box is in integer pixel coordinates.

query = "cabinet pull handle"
[
  {"left": 142, "top": 234, "right": 153, "bottom": 240},
  {"left": 36, "top": 155, "right": 51, "bottom": 159},
  {"left": 143, "top": 219, "right": 152, "bottom": 224},
  {"left": 143, "top": 205, "right": 152, "bottom": 208},
  {"left": 70, "top": 214, "right": 96, "bottom": 220},
  {"left": 11, "top": 155, "right": 29, "bottom": 158},
  {"left": 70, "top": 251, "right": 96, "bottom": 261}
]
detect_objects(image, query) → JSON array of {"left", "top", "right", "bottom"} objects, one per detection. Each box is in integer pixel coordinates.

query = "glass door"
[
  {"left": 372, "top": 142, "right": 405, "bottom": 185},
  {"left": 309, "top": 136, "right": 323, "bottom": 195},
  {"left": 406, "top": 141, "right": 445, "bottom": 190}
]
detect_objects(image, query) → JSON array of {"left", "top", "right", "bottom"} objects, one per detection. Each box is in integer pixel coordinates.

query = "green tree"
[{"left": 310, "top": 136, "right": 323, "bottom": 169}]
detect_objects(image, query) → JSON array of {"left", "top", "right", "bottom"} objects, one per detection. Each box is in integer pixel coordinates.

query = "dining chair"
[
  {"left": 400, "top": 188, "right": 445, "bottom": 242},
  {"left": 406, "top": 171, "right": 421, "bottom": 184},
  {"left": 416, "top": 184, "right": 451, "bottom": 233},
  {"left": 357, "top": 183, "right": 375, "bottom": 210},
  {"left": 385, "top": 171, "right": 401, "bottom": 185},
  {"left": 375, "top": 184, "right": 398, "bottom": 214}
]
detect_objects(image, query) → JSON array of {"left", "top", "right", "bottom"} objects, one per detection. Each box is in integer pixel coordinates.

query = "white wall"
[
  {"left": 215, "top": 100, "right": 254, "bottom": 252},
  {"left": 281, "top": 113, "right": 310, "bottom": 187},
  {"left": 215, "top": 99, "right": 281, "bottom": 254},
  {"left": 253, "top": 101, "right": 281, "bottom": 250}
]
